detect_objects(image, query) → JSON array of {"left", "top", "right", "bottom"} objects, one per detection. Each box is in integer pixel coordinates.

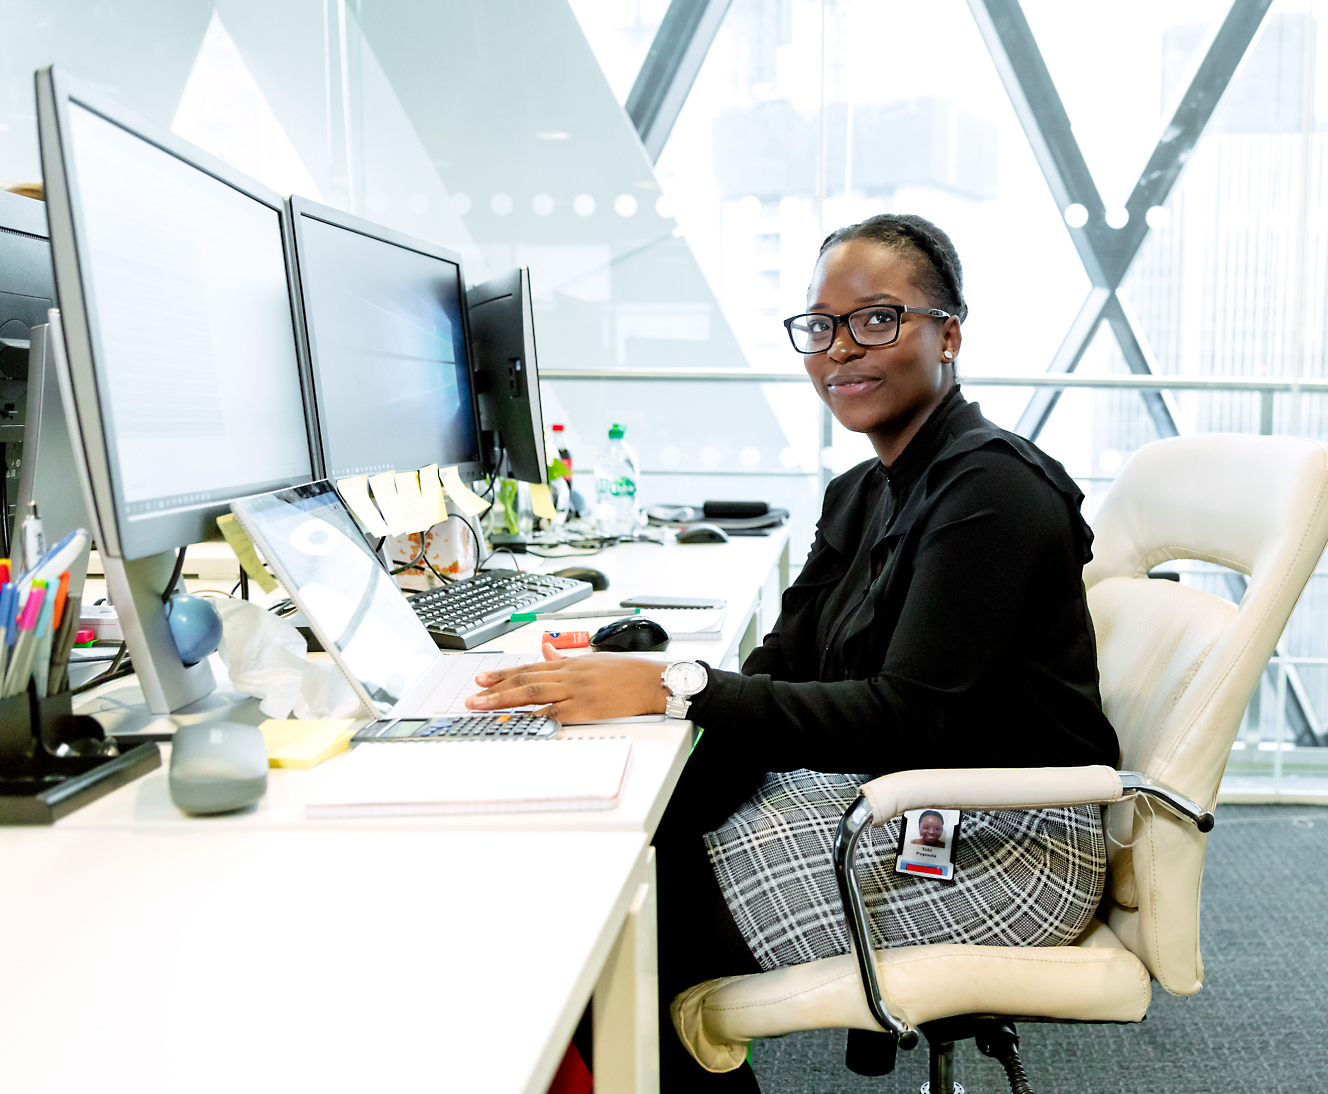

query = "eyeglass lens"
[{"left": 788, "top": 306, "right": 899, "bottom": 353}]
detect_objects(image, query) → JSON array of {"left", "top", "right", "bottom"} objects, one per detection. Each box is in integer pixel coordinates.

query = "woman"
[{"left": 467, "top": 214, "right": 1119, "bottom": 1091}]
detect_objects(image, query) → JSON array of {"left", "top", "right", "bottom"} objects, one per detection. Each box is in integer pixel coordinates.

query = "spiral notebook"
[{"left": 305, "top": 737, "right": 633, "bottom": 818}]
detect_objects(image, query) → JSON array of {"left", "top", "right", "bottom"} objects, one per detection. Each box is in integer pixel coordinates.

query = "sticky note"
[
  {"left": 336, "top": 475, "right": 390, "bottom": 537},
  {"left": 368, "top": 472, "right": 410, "bottom": 535},
  {"left": 529, "top": 482, "right": 557, "bottom": 520},
  {"left": 440, "top": 465, "right": 490, "bottom": 517},
  {"left": 216, "top": 514, "right": 278, "bottom": 594},
  {"left": 420, "top": 464, "right": 448, "bottom": 527},
  {"left": 260, "top": 718, "right": 358, "bottom": 768},
  {"left": 393, "top": 470, "right": 433, "bottom": 532}
]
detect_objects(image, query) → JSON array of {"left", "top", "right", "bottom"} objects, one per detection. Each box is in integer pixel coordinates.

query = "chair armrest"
[
  {"left": 859, "top": 766, "right": 1215, "bottom": 833},
  {"left": 833, "top": 766, "right": 1214, "bottom": 1047}
]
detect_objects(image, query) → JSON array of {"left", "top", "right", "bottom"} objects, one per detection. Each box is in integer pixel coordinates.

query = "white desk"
[
  {"left": 0, "top": 825, "right": 655, "bottom": 1094},
  {"left": 4, "top": 530, "right": 790, "bottom": 1093}
]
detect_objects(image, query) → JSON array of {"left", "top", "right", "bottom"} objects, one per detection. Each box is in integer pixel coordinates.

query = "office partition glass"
[{"left": 5, "top": 0, "right": 1328, "bottom": 797}]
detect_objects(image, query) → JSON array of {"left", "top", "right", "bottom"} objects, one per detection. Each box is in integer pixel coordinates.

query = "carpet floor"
[{"left": 748, "top": 804, "right": 1328, "bottom": 1094}]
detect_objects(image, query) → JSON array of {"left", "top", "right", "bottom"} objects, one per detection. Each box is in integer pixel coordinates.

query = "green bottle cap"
[{"left": 608, "top": 423, "right": 625, "bottom": 439}]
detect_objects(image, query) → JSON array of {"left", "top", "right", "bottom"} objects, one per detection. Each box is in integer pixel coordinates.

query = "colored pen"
[
  {"left": 4, "top": 580, "right": 17, "bottom": 646},
  {"left": 47, "top": 594, "right": 81, "bottom": 697},
  {"left": 4, "top": 583, "right": 45, "bottom": 698},
  {"left": 51, "top": 570, "right": 70, "bottom": 630},
  {"left": 0, "top": 559, "right": 9, "bottom": 586},
  {"left": 31, "top": 582, "right": 58, "bottom": 699},
  {"left": 0, "top": 583, "right": 13, "bottom": 682},
  {"left": 509, "top": 608, "right": 641, "bottom": 623}
]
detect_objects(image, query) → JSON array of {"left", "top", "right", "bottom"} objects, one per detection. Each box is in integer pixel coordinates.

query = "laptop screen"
[{"left": 231, "top": 481, "right": 438, "bottom": 712}]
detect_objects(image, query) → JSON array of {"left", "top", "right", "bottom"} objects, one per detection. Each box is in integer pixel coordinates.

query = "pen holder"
[
  {"left": 0, "top": 687, "right": 35, "bottom": 768},
  {"left": 0, "top": 679, "right": 161, "bottom": 824},
  {"left": 0, "top": 680, "right": 115, "bottom": 775}
]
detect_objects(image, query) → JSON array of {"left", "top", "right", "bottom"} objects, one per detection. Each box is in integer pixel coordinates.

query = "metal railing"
[{"left": 543, "top": 368, "right": 1328, "bottom": 392}]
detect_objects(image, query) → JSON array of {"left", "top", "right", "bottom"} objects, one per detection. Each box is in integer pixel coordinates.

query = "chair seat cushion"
[{"left": 671, "top": 919, "right": 1153, "bottom": 1073}]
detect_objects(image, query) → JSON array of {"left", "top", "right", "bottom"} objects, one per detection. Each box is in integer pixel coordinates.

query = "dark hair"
[
  {"left": 919, "top": 810, "right": 944, "bottom": 825},
  {"left": 818, "top": 213, "right": 968, "bottom": 324}
]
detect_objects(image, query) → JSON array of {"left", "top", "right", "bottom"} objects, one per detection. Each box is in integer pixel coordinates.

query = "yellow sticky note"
[
  {"left": 260, "top": 718, "right": 358, "bottom": 768},
  {"left": 420, "top": 464, "right": 448, "bottom": 526},
  {"left": 529, "top": 482, "right": 557, "bottom": 520},
  {"left": 368, "top": 472, "right": 410, "bottom": 535},
  {"left": 335, "top": 475, "right": 390, "bottom": 537},
  {"left": 393, "top": 470, "right": 433, "bottom": 531},
  {"left": 440, "top": 465, "right": 490, "bottom": 517},
  {"left": 216, "top": 513, "right": 278, "bottom": 594}
]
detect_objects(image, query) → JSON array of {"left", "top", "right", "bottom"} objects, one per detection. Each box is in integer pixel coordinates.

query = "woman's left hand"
[{"left": 464, "top": 643, "right": 670, "bottom": 723}]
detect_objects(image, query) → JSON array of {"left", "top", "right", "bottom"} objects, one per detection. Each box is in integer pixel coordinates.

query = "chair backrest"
[{"left": 1084, "top": 434, "right": 1328, "bottom": 995}]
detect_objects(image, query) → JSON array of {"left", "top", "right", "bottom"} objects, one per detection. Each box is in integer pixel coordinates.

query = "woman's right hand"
[{"left": 465, "top": 643, "right": 670, "bottom": 723}]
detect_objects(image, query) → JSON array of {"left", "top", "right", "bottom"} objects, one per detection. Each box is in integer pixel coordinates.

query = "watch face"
[{"left": 666, "top": 661, "right": 707, "bottom": 696}]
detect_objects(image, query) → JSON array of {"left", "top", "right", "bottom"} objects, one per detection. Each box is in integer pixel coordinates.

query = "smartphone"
[{"left": 619, "top": 596, "right": 727, "bottom": 609}]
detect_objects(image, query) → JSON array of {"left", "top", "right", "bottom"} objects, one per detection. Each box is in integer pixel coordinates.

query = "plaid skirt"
[{"left": 704, "top": 769, "right": 1106, "bottom": 972}]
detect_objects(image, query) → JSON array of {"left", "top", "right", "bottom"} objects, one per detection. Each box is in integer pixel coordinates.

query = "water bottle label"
[{"left": 597, "top": 475, "right": 637, "bottom": 498}]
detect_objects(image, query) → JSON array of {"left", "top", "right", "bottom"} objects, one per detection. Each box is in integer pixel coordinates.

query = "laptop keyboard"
[
  {"left": 421, "top": 653, "right": 527, "bottom": 714},
  {"left": 407, "top": 571, "right": 594, "bottom": 649}
]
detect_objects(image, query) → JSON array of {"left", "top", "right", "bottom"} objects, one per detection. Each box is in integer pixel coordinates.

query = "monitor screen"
[
  {"left": 231, "top": 480, "right": 439, "bottom": 713},
  {"left": 66, "top": 102, "right": 312, "bottom": 531},
  {"left": 293, "top": 206, "right": 480, "bottom": 481}
]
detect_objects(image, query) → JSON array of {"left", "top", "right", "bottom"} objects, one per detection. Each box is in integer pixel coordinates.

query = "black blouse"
[{"left": 687, "top": 387, "right": 1119, "bottom": 776}]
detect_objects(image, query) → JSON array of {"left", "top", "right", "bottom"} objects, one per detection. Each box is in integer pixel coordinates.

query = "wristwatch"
[{"left": 662, "top": 660, "right": 708, "bottom": 719}]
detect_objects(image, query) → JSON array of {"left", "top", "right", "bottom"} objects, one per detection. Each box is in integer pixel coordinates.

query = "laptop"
[{"left": 230, "top": 480, "right": 531, "bottom": 720}]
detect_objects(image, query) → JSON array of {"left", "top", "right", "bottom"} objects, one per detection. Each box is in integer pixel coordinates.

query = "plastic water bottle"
[{"left": 593, "top": 423, "right": 641, "bottom": 536}]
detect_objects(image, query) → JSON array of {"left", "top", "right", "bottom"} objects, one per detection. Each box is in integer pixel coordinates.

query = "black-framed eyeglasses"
[{"left": 783, "top": 304, "right": 953, "bottom": 355}]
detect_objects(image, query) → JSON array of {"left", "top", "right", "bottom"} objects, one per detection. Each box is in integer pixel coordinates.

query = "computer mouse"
[
  {"left": 677, "top": 523, "right": 730, "bottom": 544},
  {"left": 554, "top": 566, "right": 610, "bottom": 591},
  {"left": 169, "top": 722, "right": 268, "bottom": 816},
  {"left": 591, "top": 617, "right": 671, "bottom": 653}
]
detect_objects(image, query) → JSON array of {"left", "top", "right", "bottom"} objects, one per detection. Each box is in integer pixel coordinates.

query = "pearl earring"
[{"left": 943, "top": 351, "right": 954, "bottom": 359}]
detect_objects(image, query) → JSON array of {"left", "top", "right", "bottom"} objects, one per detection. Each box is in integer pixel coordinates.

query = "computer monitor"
[
  {"left": 0, "top": 189, "right": 57, "bottom": 550},
  {"left": 466, "top": 268, "right": 548, "bottom": 486},
  {"left": 14, "top": 317, "right": 95, "bottom": 580},
  {"left": 287, "top": 196, "right": 484, "bottom": 483},
  {"left": 36, "top": 66, "right": 316, "bottom": 714}
]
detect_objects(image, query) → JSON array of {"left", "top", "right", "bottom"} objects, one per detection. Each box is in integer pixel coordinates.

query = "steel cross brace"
[{"left": 966, "top": 0, "right": 1275, "bottom": 440}]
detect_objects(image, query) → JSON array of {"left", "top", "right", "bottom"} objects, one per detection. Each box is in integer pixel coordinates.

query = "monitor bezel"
[
  {"left": 286, "top": 195, "right": 486, "bottom": 485},
  {"left": 35, "top": 65, "right": 318, "bottom": 560}
]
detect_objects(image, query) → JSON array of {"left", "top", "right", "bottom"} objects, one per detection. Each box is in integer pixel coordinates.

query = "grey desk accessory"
[{"left": 169, "top": 722, "right": 268, "bottom": 815}]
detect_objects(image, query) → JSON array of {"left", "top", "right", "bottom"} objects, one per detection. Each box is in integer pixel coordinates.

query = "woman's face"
[{"left": 802, "top": 239, "right": 961, "bottom": 446}]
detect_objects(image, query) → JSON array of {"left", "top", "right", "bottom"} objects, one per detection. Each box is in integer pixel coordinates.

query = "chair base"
[{"left": 922, "top": 1018, "right": 1037, "bottom": 1094}]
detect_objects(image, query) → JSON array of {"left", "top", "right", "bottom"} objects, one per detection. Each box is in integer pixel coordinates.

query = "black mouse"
[
  {"left": 591, "top": 617, "right": 670, "bottom": 652},
  {"left": 677, "top": 522, "right": 730, "bottom": 544},
  {"left": 554, "top": 565, "right": 610, "bottom": 591}
]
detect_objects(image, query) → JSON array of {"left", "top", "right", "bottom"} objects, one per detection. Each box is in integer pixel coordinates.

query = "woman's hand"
[{"left": 465, "top": 643, "right": 670, "bottom": 723}]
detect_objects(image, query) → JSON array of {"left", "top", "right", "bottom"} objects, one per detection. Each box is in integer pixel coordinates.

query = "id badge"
[{"left": 894, "top": 808, "right": 962, "bottom": 882}]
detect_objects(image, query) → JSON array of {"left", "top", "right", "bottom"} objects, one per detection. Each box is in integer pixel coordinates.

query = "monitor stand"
[{"left": 101, "top": 551, "right": 216, "bottom": 715}]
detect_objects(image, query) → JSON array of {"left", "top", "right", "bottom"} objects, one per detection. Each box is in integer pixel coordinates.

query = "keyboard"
[
  {"left": 353, "top": 712, "right": 560, "bottom": 743},
  {"left": 407, "top": 571, "right": 595, "bottom": 649}
]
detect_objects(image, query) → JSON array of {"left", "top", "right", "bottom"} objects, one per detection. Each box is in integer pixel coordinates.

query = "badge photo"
[{"left": 894, "top": 807, "right": 962, "bottom": 882}]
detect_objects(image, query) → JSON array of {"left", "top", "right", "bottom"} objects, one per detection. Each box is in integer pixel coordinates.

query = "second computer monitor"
[
  {"left": 466, "top": 268, "right": 547, "bottom": 486},
  {"left": 288, "top": 198, "right": 483, "bottom": 483}
]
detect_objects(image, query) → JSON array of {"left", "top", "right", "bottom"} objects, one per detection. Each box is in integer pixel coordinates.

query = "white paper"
[{"left": 306, "top": 737, "right": 632, "bottom": 817}]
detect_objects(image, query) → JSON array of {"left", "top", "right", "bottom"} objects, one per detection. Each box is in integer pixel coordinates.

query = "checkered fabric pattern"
[{"left": 704, "top": 769, "right": 1106, "bottom": 972}]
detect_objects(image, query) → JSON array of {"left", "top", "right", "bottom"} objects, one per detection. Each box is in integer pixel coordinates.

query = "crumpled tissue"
[{"left": 215, "top": 599, "right": 361, "bottom": 720}]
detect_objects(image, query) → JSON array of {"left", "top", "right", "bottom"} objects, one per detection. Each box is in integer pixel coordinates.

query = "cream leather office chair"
[{"left": 671, "top": 434, "right": 1328, "bottom": 1093}]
